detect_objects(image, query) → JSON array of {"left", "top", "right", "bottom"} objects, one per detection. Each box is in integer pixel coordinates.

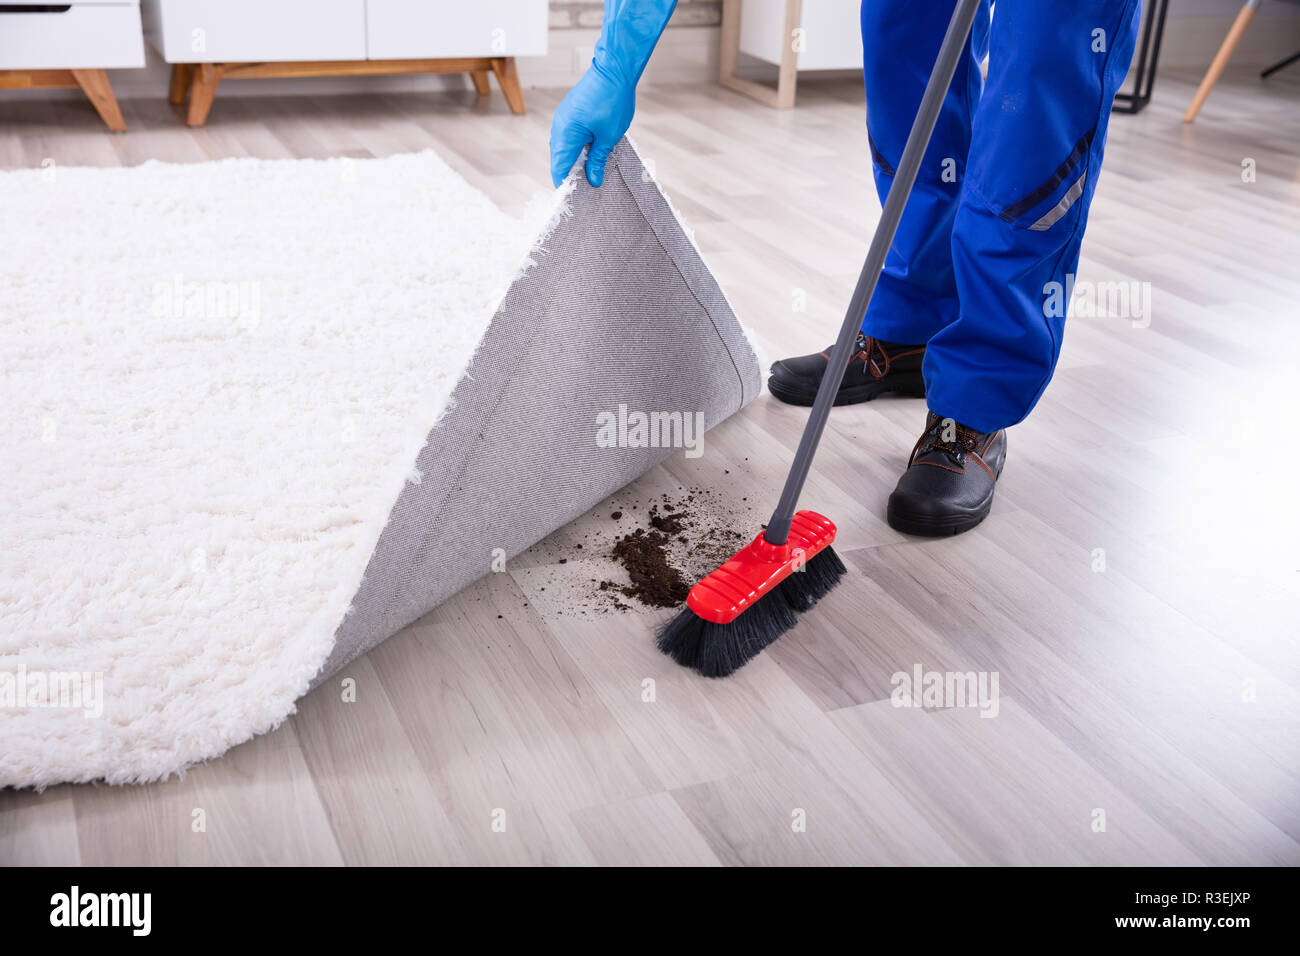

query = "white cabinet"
[
  {"left": 0, "top": 2, "right": 145, "bottom": 70},
  {"left": 738, "top": 0, "right": 862, "bottom": 72},
  {"left": 366, "top": 1, "right": 548, "bottom": 60},
  {"left": 144, "top": 0, "right": 367, "bottom": 63},
  {"left": 0, "top": 1, "right": 143, "bottom": 130},
  {"left": 142, "top": 0, "right": 547, "bottom": 124},
  {"left": 143, "top": 0, "right": 548, "bottom": 63},
  {"left": 720, "top": 0, "right": 861, "bottom": 108}
]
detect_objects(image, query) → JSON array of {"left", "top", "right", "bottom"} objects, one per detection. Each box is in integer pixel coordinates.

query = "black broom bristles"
[
  {"left": 656, "top": 546, "right": 846, "bottom": 678},
  {"left": 778, "top": 545, "right": 847, "bottom": 612},
  {"left": 658, "top": 594, "right": 797, "bottom": 679}
]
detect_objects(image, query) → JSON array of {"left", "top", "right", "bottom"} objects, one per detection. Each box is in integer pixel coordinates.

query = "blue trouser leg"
[
  {"left": 860, "top": 0, "right": 1142, "bottom": 433},
  {"left": 858, "top": 0, "right": 991, "bottom": 345},
  {"left": 924, "top": 0, "right": 1142, "bottom": 432}
]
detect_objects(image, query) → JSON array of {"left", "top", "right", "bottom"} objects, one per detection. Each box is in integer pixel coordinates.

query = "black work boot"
[
  {"left": 768, "top": 332, "right": 926, "bottom": 407},
  {"left": 887, "top": 412, "right": 1007, "bottom": 537}
]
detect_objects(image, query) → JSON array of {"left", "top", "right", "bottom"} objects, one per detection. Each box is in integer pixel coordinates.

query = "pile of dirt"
[
  {"left": 511, "top": 483, "right": 758, "bottom": 618},
  {"left": 597, "top": 488, "right": 752, "bottom": 612},
  {"left": 606, "top": 528, "right": 689, "bottom": 608}
]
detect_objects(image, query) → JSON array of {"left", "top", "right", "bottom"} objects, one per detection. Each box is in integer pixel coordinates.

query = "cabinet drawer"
[
  {"left": 0, "top": 1, "right": 131, "bottom": 6},
  {"left": 147, "top": 0, "right": 366, "bottom": 63},
  {"left": 365, "top": 0, "right": 547, "bottom": 60},
  {"left": 0, "top": 4, "right": 145, "bottom": 70}
]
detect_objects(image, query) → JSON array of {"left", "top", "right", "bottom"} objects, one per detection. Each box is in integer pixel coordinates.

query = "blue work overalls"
[{"left": 860, "top": 0, "right": 1142, "bottom": 432}]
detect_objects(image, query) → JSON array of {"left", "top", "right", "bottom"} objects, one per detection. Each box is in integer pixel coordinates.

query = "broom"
[{"left": 658, "top": 0, "right": 982, "bottom": 678}]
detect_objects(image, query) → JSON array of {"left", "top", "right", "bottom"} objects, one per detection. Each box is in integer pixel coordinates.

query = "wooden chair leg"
[
  {"left": 69, "top": 68, "right": 126, "bottom": 132},
  {"left": 718, "top": 0, "right": 804, "bottom": 108},
  {"left": 1184, "top": 0, "right": 1259, "bottom": 123},
  {"left": 489, "top": 57, "right": 526, "bottom": 114},
  {"left": 168, "top": 63, "right": 194, "bottom": 104},
  {"left": 470, "top": 69, "right": 492, "bottom": 95},
  {"left": 773, "top": 0, "right": 802, "bottom": 109},
  {"left": 719, "top": 0, "right": 741, "bottom": 89},
  {"left": 186, "top": 63, "right": 223, "bottom": 126}
]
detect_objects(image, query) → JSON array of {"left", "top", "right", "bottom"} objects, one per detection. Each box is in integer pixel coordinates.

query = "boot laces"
[
  {"left": 857, "top": 334, "right": 891, "bottom": 379},
  {"left": 923, "top": 416, "right": 980, "bottom": 461}
]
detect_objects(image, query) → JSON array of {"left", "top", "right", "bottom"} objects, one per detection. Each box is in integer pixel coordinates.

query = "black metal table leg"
[
  {"left": 1112, "top": 0, "right": 1170, "bottom": 114},
  {"left": 1261, "top": 49, "right": 1300, "bottom": 78}
]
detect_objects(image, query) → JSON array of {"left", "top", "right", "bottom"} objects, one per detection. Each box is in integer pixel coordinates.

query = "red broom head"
[{"left": 686, "top": 511, "right": 837, "bottom": 624}]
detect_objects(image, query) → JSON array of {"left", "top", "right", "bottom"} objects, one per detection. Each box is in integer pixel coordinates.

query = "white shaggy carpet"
[{"left": 0, "top": 151, "right": 570, "bottom": 788}]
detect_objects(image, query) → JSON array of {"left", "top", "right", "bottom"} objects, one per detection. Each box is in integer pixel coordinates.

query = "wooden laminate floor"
[{"left": 2, "top": 68, "right": 1297, "bottom": 865}]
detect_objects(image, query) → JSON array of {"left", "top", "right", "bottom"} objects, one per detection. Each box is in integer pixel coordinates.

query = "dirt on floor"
[
  {"left": 597, "top": 488, "right": 753, "bottom": 612},
  {"left": 609, "top": 528, "right": 688, "bottom": 608},
  {"left": 508, "top": 481, "right": 759, "bottom": 617}
]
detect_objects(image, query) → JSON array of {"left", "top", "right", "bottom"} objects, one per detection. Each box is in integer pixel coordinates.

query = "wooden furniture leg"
[
  {"left": 69, "top": 69, "right": 127, "bottom": 132},
  {"left": 720, "top": 0, "right": 742, "bottom": 94},
  {"left": 1184, "top": 0, "right": 1260, "bottom": 122},
  {"left": 169, "top": 63, "right": 194, "bottom": 104},
  {"left": 773, "top": 0, "right": 802, "bottom": 109},
  {"left": 173, "top": 58, "right": 527, "bottom": 124},
  {"left": 489, "top": 57, "right": 526, "bottom": 114},
  {"left": 719, "top": 0, "right": 803, "bottom": 109},
  {"left": 187, "top": 63, "right": 224, "bottom": 127}
]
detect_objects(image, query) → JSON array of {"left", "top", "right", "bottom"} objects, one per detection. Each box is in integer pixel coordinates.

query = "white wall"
[{"left": 1161, "top": 0, "right": 1300, "bottom": 67}]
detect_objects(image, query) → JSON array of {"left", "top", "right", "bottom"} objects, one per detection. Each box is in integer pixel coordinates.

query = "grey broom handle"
[{"left": 764, "top": 0, "right": 981, "bottom": 547}]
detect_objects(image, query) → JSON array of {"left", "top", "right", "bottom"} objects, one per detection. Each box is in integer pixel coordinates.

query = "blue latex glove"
[{"left": 549, "top": 0, "right": 677, "bottom": 188}]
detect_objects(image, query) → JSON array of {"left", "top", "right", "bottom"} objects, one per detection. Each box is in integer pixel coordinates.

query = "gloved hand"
[{"left": 549, "top": 0, "right": 678, "bottom": 188}]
